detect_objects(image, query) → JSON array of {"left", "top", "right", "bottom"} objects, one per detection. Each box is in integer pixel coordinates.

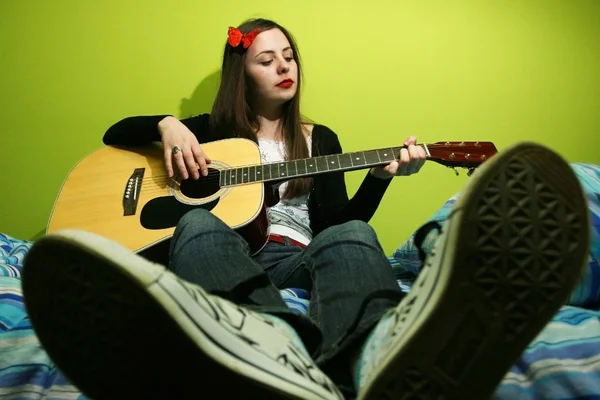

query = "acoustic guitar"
[{"left": 47, "top": 138, "right": 498, "bottom": 255}]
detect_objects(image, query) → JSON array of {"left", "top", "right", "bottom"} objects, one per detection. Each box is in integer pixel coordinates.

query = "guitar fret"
[
  {"left": 316, "top": 156, "right": 328, "bottom": 172},
  {"left": 349, "top": 152, "right": 366, "bottom": 166},
  {"left": 325, "top": 155, "right": 339, "bottom": 170},
  {"left": 364, "top": 150, "right": 380, "bottom": 165},
  {"left": 257, "top": 166, "right": 263, "bottom": 181},
  {"left": 378, "top": 148, "right": 397, "bottom": 163},
  {"left": 277, "top": 163, "right": 288, "bottom": 176},
  {"left": 338, "top": 153, "right": 352, "bottom": 169},
  {"left": 297, "top": 159, "right": 307, "bottom": 175},
  {"left": 269, "top": 164, "right": 275, "bottom": 180},
  {"left": 307, "top": 158, "right": 317, "bottom": 174}
]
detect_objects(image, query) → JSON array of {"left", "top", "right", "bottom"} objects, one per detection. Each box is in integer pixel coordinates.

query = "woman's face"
[{"left": 244, "top": 28, "right": 298, "bottom": 107}]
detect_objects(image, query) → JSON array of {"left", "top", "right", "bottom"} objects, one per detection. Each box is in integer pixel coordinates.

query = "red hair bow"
[{"left": 227, "top": 27, "right": 261, "bottom": 49}]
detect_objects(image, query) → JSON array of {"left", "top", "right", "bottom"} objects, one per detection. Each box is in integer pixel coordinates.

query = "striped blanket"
[{"left": 1, "top": 162, "right": 600, "bottom": 399}]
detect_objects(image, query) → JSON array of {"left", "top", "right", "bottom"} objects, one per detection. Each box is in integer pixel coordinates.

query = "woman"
[
  {"left": 22, "top": 18, "right": 590, "bottom": 400},
  {"left": 101, "top": 18, "right": 427, "bottom": 294}
]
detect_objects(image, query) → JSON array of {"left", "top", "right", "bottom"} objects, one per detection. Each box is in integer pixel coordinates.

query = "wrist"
[
  {"left": 158, "top": 116, "right": 177, "bottom": 136},
  {"left": 370, "top": 167, "right": 393, "bottom": 180}
]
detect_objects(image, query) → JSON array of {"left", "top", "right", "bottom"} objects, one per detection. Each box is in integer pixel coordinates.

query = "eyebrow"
[{"left": 255, "top": 46, "right": 293, "bottom": 58}]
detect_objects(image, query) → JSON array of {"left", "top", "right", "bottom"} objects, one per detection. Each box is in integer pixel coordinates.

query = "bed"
[{"left": 1, "top": 162, "right": 599, "bottom": 399}]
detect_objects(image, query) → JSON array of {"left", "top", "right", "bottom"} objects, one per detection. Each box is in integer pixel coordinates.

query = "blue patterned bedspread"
[{"left": 2, "top": 163, "right": 600, "bottom": 399}]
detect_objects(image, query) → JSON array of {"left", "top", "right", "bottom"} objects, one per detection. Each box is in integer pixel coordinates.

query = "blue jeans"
[{"left": 167, "top": 209, "right": 403, "bottom": 397}]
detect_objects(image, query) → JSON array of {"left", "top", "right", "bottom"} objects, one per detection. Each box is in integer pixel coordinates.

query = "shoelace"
[{"left": 413, "top": 220, "right": 443, "bottom": 265}]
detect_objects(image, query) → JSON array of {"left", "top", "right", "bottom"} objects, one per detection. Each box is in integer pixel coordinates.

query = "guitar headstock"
[{"left": 426, "top": 141, "right": 498, "bottom": 173}]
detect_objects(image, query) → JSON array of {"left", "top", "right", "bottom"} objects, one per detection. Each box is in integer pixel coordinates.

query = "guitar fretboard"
[{"left": 219, "top": 146, "right": 410, "bottom": 187}]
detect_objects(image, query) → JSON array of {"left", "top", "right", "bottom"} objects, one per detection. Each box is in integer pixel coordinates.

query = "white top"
[{"left": 258, "top": 138, "right": 313, "bottom": 246}]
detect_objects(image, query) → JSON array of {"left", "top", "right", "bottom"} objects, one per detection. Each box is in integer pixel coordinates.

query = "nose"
[{"left": 277, "top": 58, "right": 289, "bottom": 74}]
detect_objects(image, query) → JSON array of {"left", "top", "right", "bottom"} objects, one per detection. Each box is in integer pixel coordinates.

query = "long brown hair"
[{"left": 210, "top": 18, "right": 311, "bottom": 199}]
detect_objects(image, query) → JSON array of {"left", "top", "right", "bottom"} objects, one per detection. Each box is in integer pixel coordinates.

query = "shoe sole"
[
  {"left": 22, "top": 232, "right": 341, "bottom": 400},
  {"left": 359, "top": 142, "right": 590, "bottom": 400}
]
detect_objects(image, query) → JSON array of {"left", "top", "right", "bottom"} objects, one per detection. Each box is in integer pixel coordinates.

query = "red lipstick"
[{"left": 277, "top": 79, "right": 294, "bottom": 88}]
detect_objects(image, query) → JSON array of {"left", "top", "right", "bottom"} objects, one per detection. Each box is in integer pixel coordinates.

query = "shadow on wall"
[
  {"left": 138, "top": 69, "right": 222, "bottom": 264},
  {"left": 178, "top": 70, "right": 221, "bottom": 119}
]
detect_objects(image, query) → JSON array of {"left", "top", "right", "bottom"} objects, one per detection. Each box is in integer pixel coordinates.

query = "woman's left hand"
[{"left": 370, "top": 136, "right": 427, "bottom": 179}]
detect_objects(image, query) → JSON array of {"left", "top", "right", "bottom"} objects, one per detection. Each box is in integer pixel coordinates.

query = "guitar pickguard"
[{"left": 140, "top": 196, "right": 220, "bottom": 230}]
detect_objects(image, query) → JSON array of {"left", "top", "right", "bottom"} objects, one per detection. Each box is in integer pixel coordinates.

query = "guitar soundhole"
[{"left": 179, "top": 168, "right": 221, "bottom": 199}]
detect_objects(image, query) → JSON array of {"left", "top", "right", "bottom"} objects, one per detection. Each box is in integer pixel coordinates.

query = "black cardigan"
[{"left": 103, "top": 114, "right": 392, "bottom": 237}]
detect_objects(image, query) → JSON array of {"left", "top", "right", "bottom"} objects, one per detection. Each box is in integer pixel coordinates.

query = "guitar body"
[{"left": 47, "top": 138, "right": 269, "bottom": 255}]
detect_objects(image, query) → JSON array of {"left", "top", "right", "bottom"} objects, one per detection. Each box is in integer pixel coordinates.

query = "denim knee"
[
  {"left": 175, "top": 209, "right": 227, "bottom": 237},
  {"left": 318, "top": 220, "right": 380, "bottom": 246}
]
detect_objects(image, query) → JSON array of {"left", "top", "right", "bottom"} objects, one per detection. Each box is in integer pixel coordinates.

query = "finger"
[
  {"left": 402, "top": 145, "right": 416, "bottom": 175},
  {"left": 417, "top": 146, "right": 427, "bottom": 169},
  {"left": 164, "top": 148, "right": 174, "bottom": 178},
  {"left": 410, "top": 144, "right": 426, "bottom": 173},
  {"left": 407, "top": 144, "right": 421, "bottom": 160},
  {"left": 398, "top": 148, "right": 410, "bottom": 165},
  {"left": 404, "top": 136, "right": 417, "bottom": 146},
  {"left": 183, "top": 150, "right": 200, "bottom": 180},
  {"left": 385, "top": 161, "right": 399, "bottom": 175},
  {"left": 173, "top": 151, "right": 188, "bottom": 180},
  {"left": 192, "top": 146, "right": 209, "bottom": 177}
]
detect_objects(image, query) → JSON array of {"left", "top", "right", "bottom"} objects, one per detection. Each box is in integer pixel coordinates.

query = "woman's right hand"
[{"left": 158, "top": 116, "right": 211, "bottom": 180}]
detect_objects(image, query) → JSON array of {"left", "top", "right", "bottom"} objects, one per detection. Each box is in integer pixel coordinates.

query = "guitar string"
[
  {"left": 135, "top": 167, "right": 353, "bottom": 195},
  {"left": 135, "top": 155, "right": 399, "bottom": 186},
  {"left": 136, "top": 152, "right": 408, "bottom": 187},
  {"left": 137, "top": 142, "right": 491, "bottom": 183},
  {"left": 131, "top": 144, "right": 491, "bottom": 194},
  {"left": 134, "top": 158, "right": 391, "bottom": 195},
  {"left": 134, "top": 143, "right": 432, "bottom": 184},
  {"left": 135, "top": 165, "right": 477, "bottom": 198},
  {"left": 142, "top": 147, "right": 412, "bottom": 179},
  {"left": 135, "top": 159, "right": 484, "bottom": 195}
]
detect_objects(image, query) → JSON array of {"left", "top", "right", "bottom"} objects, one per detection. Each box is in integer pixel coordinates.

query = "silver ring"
[{"left": 172, "top": 146, "right": 180, "bottom": 155}]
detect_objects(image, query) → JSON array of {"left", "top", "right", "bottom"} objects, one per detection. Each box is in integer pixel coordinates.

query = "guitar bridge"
[{"left": 123, "top": 168, "right": 145, "bottom": 216}]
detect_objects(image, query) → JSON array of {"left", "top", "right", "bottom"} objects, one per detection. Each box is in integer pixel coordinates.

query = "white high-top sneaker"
[
  {"left": 22, "top": 229, "right": 344, "bottom": 400},
  {"left": 356, "top": 142, "right": 590, "bottom": 400}
]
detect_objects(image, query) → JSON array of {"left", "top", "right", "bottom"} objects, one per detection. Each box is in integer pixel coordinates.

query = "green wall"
[{"left": 1, "top": 1, "right": 599, "bottom": 254}]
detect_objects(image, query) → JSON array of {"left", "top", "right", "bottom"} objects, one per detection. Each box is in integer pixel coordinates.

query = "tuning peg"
[
  {"left": 448, "top": 167, "right": 459, "bottom": 176},
  {"left": 467, "top": 168, "right": 475, "bottom": 177}
]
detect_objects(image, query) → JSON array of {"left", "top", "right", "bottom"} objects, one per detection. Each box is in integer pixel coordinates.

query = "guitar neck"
[{"left": 219, "top": 144, "right": 428, "bottom": 187}]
